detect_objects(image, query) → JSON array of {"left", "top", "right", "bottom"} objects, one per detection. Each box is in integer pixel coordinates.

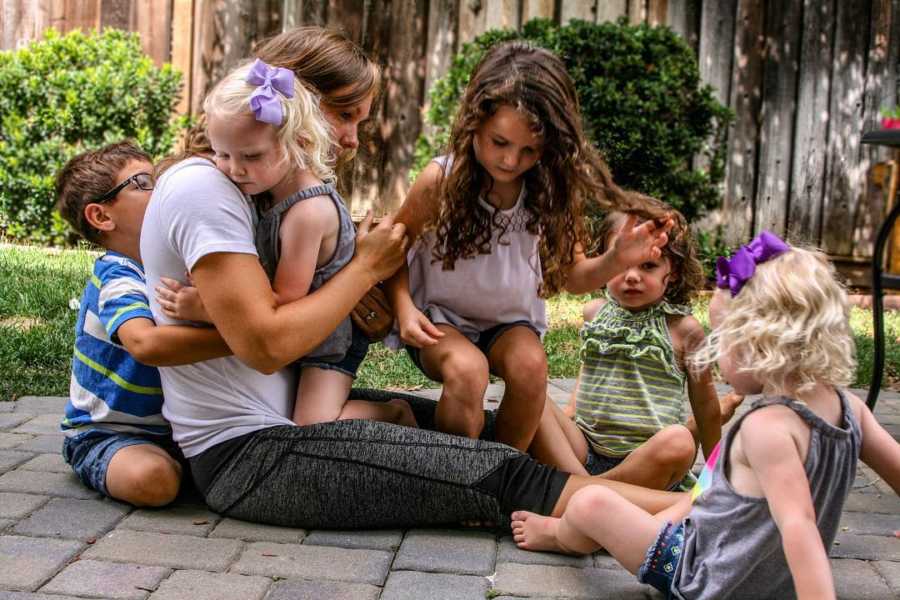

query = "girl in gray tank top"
[{"left": 508, "top": 236, "right": 900, "bottom": 600}]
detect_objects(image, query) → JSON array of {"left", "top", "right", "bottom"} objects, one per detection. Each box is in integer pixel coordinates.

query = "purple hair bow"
[
  {"left": 246, "top": 59, "right": 294, "bottom": 126},
  {"left": 715, "top": 230, "right": 790, "bottom": 296}
]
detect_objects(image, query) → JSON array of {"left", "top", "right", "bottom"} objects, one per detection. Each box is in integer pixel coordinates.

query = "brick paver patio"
[{"left": 0, "top": 381, "right": 898, "bottom": 599}]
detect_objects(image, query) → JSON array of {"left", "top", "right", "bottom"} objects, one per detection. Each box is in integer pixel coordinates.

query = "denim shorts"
[
  {"left": 62, "top": 429, "right": 182, "bottom": 497},
  {"left": 406, "top": 320, "right": 539, "bottom": 375},
  {"left": 298, "top": 323, "right": 370, "bottom": 378},
  {"left": 583, "top": 444, "right": 626, "bottom": 475},
  {"left": 637, "top": 520, "right": 685, "bottom": 598}
]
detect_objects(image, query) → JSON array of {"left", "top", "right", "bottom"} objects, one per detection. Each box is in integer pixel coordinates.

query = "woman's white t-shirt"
[{"left": 140, "top": 158, "right": 295, "bottom": 458}]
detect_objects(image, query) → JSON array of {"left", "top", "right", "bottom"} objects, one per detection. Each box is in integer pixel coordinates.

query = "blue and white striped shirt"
[{"left": 61, "top": 252, "right": 169, "bottom": 437}]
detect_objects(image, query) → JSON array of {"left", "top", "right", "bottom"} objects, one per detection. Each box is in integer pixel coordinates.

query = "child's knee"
[
  {"left": 112, "top": 451, "right": 182, "bottom": 506},
  {"left": 440, "top": 353, "right": 489, "bottom": 393},
  {"left": 656, "top": 425, "right": 696, "bottom": 468},
  {"left": 568, "top": 486, "right": 618, "bottom": 523}
]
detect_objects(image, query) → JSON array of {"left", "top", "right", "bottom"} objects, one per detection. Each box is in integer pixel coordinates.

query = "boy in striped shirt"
[{"left": 55, "top": 142, "right": 230, "bottom": 506}]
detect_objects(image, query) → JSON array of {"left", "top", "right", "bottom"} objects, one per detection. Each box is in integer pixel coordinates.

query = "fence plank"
[
  {"left": 854, "top": 0, "right": 895, "bottom": 258},
  {"left": 666, "top": 0, "right": 699, "bottom": 52},
  {"left": 99, "top": 0, "right": 131, "bottom": 30},
  {"left": 424, "top": 0, "right": 459, "bottom": 114},
  {"left": 326, "top": 0, "right": 364, "bottom": 43},
  {"left": 64, "top": 0, "right": 101, "bottom": 32},
  {"left": 171, "top": 0, "right": 193, "bottom": 115},
  {"left": 627, "top": 0, "right": 645, "bottom": 24},
  {"left": 457, "top": 0, "right": 488, "bottom": 44},
  {"left": 723, "top": 0, "right": 765, "bottom": 244},
  {"left": 521, "top": 0, "right": 554, "bottom": 24},
  {"left": 595, "top": 0, "right": 627, "bottom": 23},
  {"left": 754, "top": 0, "right": 802, "bottom": 236},
  {"left": 560, "top": 0, "right": 595, "bottom": 24},
  {"left": 136, "top": 0, "right": 172, "bottom": 65},
  {"left": 788, "top": 0, "right": 835, "bottom": 245},
  {"left": 646, "top": 0, "right": 666, "bottom": 26},
  {"left": 698, "top": 0, "right": 736, "bottom": 105},
  {"left": 821, "top": 0, "right": 870, "bottom": 256},
  {"left": 485, "top": 0, "right": 519, "bottom": 29}
]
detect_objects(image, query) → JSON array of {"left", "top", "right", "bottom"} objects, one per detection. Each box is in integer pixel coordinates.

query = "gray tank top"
[
  {"left": 673, "top": 391, "right": 861, "bottom": 600},
  {"left": 255, "top": 184, "right": 355, "bottom": 361}
]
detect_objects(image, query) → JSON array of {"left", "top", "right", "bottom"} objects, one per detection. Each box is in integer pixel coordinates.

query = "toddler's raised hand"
[
  {"left": 611, "top": 214, "right": 672, "bottom": 270},
  {"left": 155, "top": 276, "right": 212, "bottom": 323},
  {"left": 397, "top": 305, "right": 444, "bottom": 348}
]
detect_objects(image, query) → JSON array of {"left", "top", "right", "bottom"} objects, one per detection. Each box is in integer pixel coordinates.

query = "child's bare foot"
[
  {"left": 510, "top": 510, "right": 567, "bottom": 553},
  {"left": 720, "top": 392, "right": 745, "bottom": 423}
]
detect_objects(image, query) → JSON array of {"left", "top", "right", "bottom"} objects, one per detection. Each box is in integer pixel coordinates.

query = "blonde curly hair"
[
  {"left": 203, "top": 61, "right": 334, "bottom": 184},
  {"left": 691, "top": 247, "right": 855, "bottom": 394}
]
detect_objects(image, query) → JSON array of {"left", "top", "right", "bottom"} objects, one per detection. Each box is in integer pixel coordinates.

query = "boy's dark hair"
[
  {"left": 55, "top": 141, "right": 151, "bottom": 244},
  {"left": 596, "top": 192, "right": 705, "bottom": 305}
]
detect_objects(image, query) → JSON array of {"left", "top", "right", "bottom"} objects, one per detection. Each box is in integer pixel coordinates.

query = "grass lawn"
[{"left": 1, "top": 243, "right": 898, "bottom": 401}]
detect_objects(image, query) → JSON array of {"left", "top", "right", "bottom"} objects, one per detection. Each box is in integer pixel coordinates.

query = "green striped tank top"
[{"left": 574, "top": 292, "right": 691, "bottom": 457}]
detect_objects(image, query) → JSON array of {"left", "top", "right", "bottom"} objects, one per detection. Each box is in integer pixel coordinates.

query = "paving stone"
[
  {"left": 0, "top": 415, "right": 32, "bottom": 430},
  {"left": 0, "top": 593, "right": 83, "bottom": 599},
  {"left": 303, "top": 529, "right": 401, "bottom": 550},
  {"left": 381, "top": 571, "right": 489, "bottom": 600},
  {"left": 839, "top": 511, "right": 900, "bottom": 537},
  {"left": 0, "top": 493, "right": 49, "bottom": 519},
  {"left": 493, "top": 563, "right": 651, "bottom": 599},
  {"left": 830, "top": 559, "right": 896, "bottom": 599},
  {"left": 83, "top": 530, "right": 241, "bottom": 571},
  {"left": 119, "top": 505, "right": 220, "bottom": 536},
  {"left": 232, "top": 541, "right": 391, "bottom": 585},
  {"left": 873, "top": 560, "right": 900, "bottom": 597},
  {"left": 10, "top": 416, "right": 59, "bottom": 436},
  {"left": 0, "top": 434, "right": 31, "bottom": 450},
  {"left": 265, "top": 579, "right": 380, "bottom": 600},
  {"left": 497, "top": 536, "right": 592, "bottom": 568},
  {"left": 209, "top": 518, "right": 306, "bottom": 543},
  {"left": 0, "top": 403, "right": 14, "bottom": 414},
  {"left": 13, "top": 397, "right": 66, "bottom": 414},
  {"left": 18, "top": 454, "right": 68, "bottom": 473},
  {"left": 148, "top": 570, "right": 270, "bottom": 600},
  {"left": 0, "top": 519, "right": 14, "bottom": 532},
  {"left": 13, "top": 435, "right": 63, "bottom": 454},
  {"left": 0, "top": 535, "right": 82, "bottom": 592},
  {"left": 0, "top": 451, "right": 34, "bottom": 474},
  {"left": 393, "top": 529, "right": 496, "bottom": 575},
  {"left": 844, "top": 489, "right": 900, "bottom": 514},
  {"left": 13, "top": 497, "right": 129, "bottom": 540},
  {"left": 0, "top": 470, "right": 96, "bottom": 499},
  {"left": 40, "top": 559, "right": 171, "bottom": 599},
  {"left": 831, "top": 533, "right": 900, "bottom": 561}
]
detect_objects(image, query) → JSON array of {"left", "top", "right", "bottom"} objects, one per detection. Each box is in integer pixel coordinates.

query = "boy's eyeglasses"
[{"left": 93, "top": 172, "right": 154, "bottom": 203}]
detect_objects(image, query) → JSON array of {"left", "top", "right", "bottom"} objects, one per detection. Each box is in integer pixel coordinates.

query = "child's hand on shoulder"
[
  {"left": 156, "top": 276, "right": 211, "bottom": 323},
  {"left": 610, "top": 214, "right": 673, "bottom": 271}
]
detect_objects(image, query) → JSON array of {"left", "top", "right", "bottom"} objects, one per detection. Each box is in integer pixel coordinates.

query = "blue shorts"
[
  {"left": 637, "top": 521, "right": 685, "bottom": 598},
  {"left": 583, "top": 444, "right": 626, "bottom": 475},
  {"left": 62, "top": 429, "right": 182, "bottom": 498},
  {"left": 298, "top": 323, "right": 370, "bottom": 378},
  {"left": 406, "top": 320, "right": 539, "bottom": 376}
]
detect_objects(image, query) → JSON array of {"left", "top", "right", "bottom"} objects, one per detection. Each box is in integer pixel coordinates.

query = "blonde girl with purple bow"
[
  {"left": 158, "top": 59, "right": 416, "bottom": 429},
  {"left": 511, "top": 234, "right": 900, "bottom": 600}
]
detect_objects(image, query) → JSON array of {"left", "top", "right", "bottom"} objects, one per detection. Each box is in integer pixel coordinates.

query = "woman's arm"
[
  {"left": 384, "top": 162, "right": 445, "bottom": 347},
  {"left": 742, "top": 411, "right": 836, "bottom": 600},
  {"left": 190, "top": 214, "right": 407, "bottom": 373}
]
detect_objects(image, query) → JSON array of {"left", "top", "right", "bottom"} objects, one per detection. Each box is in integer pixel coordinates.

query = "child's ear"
[{"left": 84, "top": 203, "right": 115, "bottom": 233}]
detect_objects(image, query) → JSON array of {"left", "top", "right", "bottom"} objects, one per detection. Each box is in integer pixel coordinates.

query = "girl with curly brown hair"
[{"left": 386, "top": 42, "right": 672, "bottom": 451}]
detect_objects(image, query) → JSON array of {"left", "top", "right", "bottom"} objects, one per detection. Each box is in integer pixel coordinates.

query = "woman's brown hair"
[{"left": 432, "top": 41, "right": 626, "bottom": 297}]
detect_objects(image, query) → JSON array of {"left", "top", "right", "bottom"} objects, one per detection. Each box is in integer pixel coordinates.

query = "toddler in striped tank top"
[{"left": 534, "top": 194, "right": 741, "bottom": 490}]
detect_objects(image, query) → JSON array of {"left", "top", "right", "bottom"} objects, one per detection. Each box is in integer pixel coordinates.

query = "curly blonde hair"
[
  {"left": 203, "top": 61, "right": 334, "bottom": 184},
  {"left": 432, "top": 41, "right": 626, "bottom": 297},
  {"left": 692, "top": 247, "right": 855, "bottom": 393},
  {"left": 594, "top": 192, "right": 704, "bottom": 305}
]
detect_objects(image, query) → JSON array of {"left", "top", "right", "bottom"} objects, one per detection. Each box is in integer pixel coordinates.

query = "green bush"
[
  {"left": 416, "top": 18, "right": 733, "bottom": 223},
  {"left": 0, "top": 28, "right": 185, "bottom": 245}
]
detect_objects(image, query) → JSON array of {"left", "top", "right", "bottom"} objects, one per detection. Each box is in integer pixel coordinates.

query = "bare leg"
[
  {"left": 599, "top": 424, "right": 696, "bottom": 489},
  {"left": 106, "top": 444, "right": 182, "bottom": 507},
  {"left": 488, "top": 327, "right": 549, "bottom": 451},
  {"left": 551, "top": 472, "right": 684, "bottom": 518},
  {"left": 339, "top": 398, "right": 418, "bottom": 427},
  {"left": 293, "top": 367, "right": 353, "bottom": 425},
  {"left": 418, "top": 326, "right": 489, "bottom": 439},
  {"left": 529, "top": 398, "right": 590, "bottom": 474}
]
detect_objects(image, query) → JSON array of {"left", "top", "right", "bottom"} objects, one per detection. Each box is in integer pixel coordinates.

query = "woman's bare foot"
[
  {"left": 510, "top": 510, "right": 568, "bottom": 553},
  {"left": 720, "top": 392, "right": 745, "bottom": 424}
]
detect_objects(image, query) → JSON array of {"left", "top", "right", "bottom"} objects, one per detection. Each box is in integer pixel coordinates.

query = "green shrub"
[
  {"left": 0, "top": 28, "right": 185, "bottom": 245},
  {"left": 416, "top": 18, "right": 733, "bottom": 223}
]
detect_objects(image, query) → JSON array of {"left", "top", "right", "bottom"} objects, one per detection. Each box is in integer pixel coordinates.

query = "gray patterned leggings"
[{"left": 198, "top": 389, "right": 568, "bottom": 529}]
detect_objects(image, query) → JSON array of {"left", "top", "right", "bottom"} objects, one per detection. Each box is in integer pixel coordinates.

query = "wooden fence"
[{"left": 3, "top": 0, "right": 899, "bottom": 270}]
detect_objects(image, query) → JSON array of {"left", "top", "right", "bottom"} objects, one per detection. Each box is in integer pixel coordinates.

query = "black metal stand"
[{"left": 862, "top": 130, "right": 900, "bottom": 410}]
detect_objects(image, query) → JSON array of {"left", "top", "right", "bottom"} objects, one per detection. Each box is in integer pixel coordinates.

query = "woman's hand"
[
  {"left": 355, "top": 211, "right": 409, "bottom": 283},
  {"left": 155, "top": 276, "right": 212, "bottom": 323},
  {"left": 610, "top": 214, "right": 673, "bottom": 271},
  {"left": 397, "top": 305, "right": 444, "bottom": 348}
]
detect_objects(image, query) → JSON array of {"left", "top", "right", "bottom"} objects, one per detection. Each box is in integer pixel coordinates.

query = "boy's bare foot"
[
  {"left": 720, "top": 392, "right": 745, "bottom": 424},
  {"left": 510, "top": 510, "right": 567, "bottom": 553}
]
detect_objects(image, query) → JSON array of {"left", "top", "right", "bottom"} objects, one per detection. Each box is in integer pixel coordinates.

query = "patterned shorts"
[{"left": 637, "top": 520, "right": 685, "bottom": 598}]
